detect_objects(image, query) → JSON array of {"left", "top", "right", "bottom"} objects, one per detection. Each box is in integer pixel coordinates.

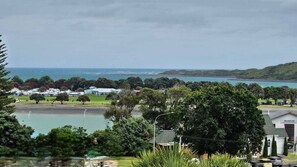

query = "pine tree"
[
  {"left": 0, "top": 35, "right": 14, "bottom": 114},
  {"left": 283, "top": 137, "right": 288, "bottom": 156},
  {"left": 0, "top": 35, "right": 33, "bottom": 156},
  {"left": 271, "top": 136, "right": 277, "bottom": 156},
  {"left": 263, "top": 137, "right": 268, "bottom": 157}
]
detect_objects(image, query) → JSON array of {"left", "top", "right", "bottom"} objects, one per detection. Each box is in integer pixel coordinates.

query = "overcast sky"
[{"left": 1, "top": 0, "right": 297, "bottom": 69}]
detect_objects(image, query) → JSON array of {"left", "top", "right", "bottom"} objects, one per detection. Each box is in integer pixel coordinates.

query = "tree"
[
  {"left": 283, "top": 137, "right": 288, "bottom": 156},
  {"left": 288, "top": 88, "right": 297, "bottom": 107},
  {"left": 104, "top": 90, "right": 139, "bottom": 122},
  {"left": 113, "top": 117, "right": 154, "bottom": 156},
  {"left": 263, "top": 137, "right": 268, "bottom": 157},
  {"left": 88, "top": 129, "right": 124, "bottom": 156},
  {"left": 55, "top": 93, "right": 69, "bottom": 104},
  {"left": 0, "top": 113, "right": 34, "bottom": 156},
  {"left": 47, "top": 125, "right": 88, "bottom": 158},
  {"left": 126, "top": 77, "right": 143, "bottom": 89},
  {"left": 271, "top": 136, "right": 277, "bottom": 156},
  {"left": 77, "top": 95, "right": 90, "bottom": 105},
  {"left": 0, "top": 36, "right": 14, "bottom": 114},
  {"left": 38, "top": 75, "right": 54, "bottom": 87},
  {"left": 140, "top": 88, "right": 167, "bottom": 124},
  {"left": 178, "top": 86, "right": 265, "bottom": 155},
  {"left": 0, "top": 35, "right": 34, "bottom": 156},
  {"left": 248, "top": 83, "right": 264, "bottom": 99},
  {"left": 30, "top": 93, "right": 45, "bottom": 104}
]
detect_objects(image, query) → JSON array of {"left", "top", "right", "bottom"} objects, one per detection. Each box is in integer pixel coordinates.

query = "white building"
[
  {"left": 269, "top": 111, "right": 297, "bottom": 145},
  {"left": 84, "top": 87, "right": 121, "bottom": 96},
  {"left": 262, "top": 114, "right": 288, "bottom": 155}
]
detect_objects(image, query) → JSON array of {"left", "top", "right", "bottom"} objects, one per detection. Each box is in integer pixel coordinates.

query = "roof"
[
  {"left": 263, "top": 114, "right": 288, "bottom": 137},
  {"left": 269, "top": 111, "right": 297, "bottom": 120},
  {"left": 150, "top": 130, "right": 176, "bottom": 144}
]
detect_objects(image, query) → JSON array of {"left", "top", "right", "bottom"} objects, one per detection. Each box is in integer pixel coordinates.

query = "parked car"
[
  {"left": 268, "top": 156, "right": 283, "bottom": 167},
  {"left": 288, "top": 142, "right": 294, "bottom": 149}
]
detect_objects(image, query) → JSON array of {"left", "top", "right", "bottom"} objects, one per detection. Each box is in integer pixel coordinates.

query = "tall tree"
[
  {"left": 288, "top": 88, "right": 297, "bottom": 107},
  {"left": 178, "top": 86, "right": 265, "bottom": 155},
  {"left": 263, "top": 137, "right": 268, "bottom": 157},
  {"left": 0, "top": 36, "right": 34, "bottom": 156},
  {"left": 0, "top": 36, "right": 14, "bottom": 114},
  {"left": 271, "top": 136, "right": 277, "bottom": 156}
]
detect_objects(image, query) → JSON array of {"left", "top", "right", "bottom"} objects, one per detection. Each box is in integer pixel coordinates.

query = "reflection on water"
[{"left": 14, "top": 112, "right": 110, "bottom": 135}]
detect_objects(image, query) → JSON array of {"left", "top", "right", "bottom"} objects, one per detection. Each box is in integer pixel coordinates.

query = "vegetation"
[
  {"left": 263, "top": 137, "right": 268, "bottom": 157},
  {"left": 104, "top": 90, "right": 139, "bottom": 122},
  {"left": 0, "top": 36, "right": 34, "bottom": 156},
  {"left": 76, "top": 95, "right": 90, "bottom": 105},
  {"left": 112, "top": 117, "right": 153, "bottom": 156},
  {"left": 29, "top": 93, "right": 45, "bottom": 104},
  {"left": 178, "top": 86, "right": 265, "bottom": 155},
  {"left": 271, "top": 136, "right": 277, "bottom": 156},
  {"left": 55, "top": 93, "right": 69, "bottom": 104},
  {"left": 131, "top": 145, "right": 197, "bottom": 167},
  {"left": 132, "top": 146, "right": 249, "bottom": 167},
  {"left": 162, "top": 62, "right": 297, "bottom": 81}
]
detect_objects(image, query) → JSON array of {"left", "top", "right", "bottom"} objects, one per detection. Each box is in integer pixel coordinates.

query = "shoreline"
[{"left": 15, "top": 104, "right": 141, "bottom": 115}]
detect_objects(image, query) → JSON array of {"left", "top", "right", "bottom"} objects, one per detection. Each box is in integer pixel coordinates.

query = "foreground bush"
[
  {"left": 131, "top": 146, "right": 249, "bottom": 167},
  {"left": 131, "top": 146, "right": 196, "bottom": 167}
]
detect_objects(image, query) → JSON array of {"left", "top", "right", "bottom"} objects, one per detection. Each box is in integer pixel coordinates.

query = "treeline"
[
  {"left": 1, "top": 116, "right": 153, "bottom": 159},
  {"left": 12, "top": 75, "right": 297, "bottom": 106}
]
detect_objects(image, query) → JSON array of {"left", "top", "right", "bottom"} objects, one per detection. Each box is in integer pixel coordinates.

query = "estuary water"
[{"left": 7, "top": 68, "right": 297, "bottom": 88}]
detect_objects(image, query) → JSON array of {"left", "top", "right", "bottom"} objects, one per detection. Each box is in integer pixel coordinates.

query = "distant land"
[{"left": 161, "top": 62, "right": 297, "bottom": 81}]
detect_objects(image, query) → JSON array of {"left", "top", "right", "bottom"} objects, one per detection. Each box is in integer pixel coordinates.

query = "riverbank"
[{"left": 15, "top": 103, "right": 141, "bottom": 115}]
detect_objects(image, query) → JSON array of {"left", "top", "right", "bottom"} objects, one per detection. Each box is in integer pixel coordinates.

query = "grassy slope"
[
  {"left": 12, "top": 95, "right": 111, "bottom": 107},
  {"left": 162, "top": 62, "right": 297, "bottom": 81}
]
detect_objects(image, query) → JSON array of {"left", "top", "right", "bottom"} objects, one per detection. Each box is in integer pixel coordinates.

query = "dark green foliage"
[
  {"left": 104, "top": 90, "right": 139, "bottom": 122},
  {"left": 38, "top": 75, "right": 54, "bottom": 87},
  {"left": 77, "top": 95, "right": 90, "bottom": 104},
  {"left": 46, "top": 125, "right": 88, "bottom": 158},
  {"left": 288, "top": 89, "right": 297, "bottom": 107},
  {"left": 178, "top": 86, "right": 265, "bottom": 155},
  {"left": 0, "top": 36, "right": 14, "bottom": 114},
  {"left": 88, "top": 129, "right": 124, "bottom": 156},
  {"left": 55, "top": 93, "right": 69, "bottom": 104},
  {"left": 113, "top": 117, "right": 154, "bottom": 156},
  {"left": 0, "top": 113, "right": 34, "bottom": 156},
  {"left": 30, "top": 93, "right": 45, "bottom": 104},
  {"left": 0, "top": 36, "right": 34, "bottom": 156},
  {"left": 283, "top": 137, "right": 288, "bottom": 156},
  {"left": 126, "top": 77, "right": 143, "bottom": 89},
  {"left": 271, "top": 136, "right": 277, "bottom": 156},
  {"left": 263, "top": 137, "right": 268, "bottom": 157}
]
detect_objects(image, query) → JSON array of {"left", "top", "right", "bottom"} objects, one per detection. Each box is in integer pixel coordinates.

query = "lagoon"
[{"left": 14, "top": 109, "right": 111, "bottom": 135}]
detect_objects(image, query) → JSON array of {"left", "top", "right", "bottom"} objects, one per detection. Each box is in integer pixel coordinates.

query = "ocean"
[{"left": 7, "top": 68, "right": 297, "bottom": 88}]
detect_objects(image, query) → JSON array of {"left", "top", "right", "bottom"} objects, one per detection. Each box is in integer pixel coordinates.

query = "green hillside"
[{"left": 161, "top": 62, "right": 297, "bottom": 81}]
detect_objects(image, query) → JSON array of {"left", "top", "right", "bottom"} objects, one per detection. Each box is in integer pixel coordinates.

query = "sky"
[{"left": 1, "top": 0, "right": 297, "bottom": 69}]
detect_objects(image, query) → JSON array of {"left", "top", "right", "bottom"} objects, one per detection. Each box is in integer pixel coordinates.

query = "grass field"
[{"left": 12, "top": 94, "right": 111, "bottom": 107}]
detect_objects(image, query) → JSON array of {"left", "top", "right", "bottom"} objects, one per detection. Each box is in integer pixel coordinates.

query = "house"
[
  {"left": 269, "top": 111, "right": 297, "bottom": 144},
  {"left": 150, "top": 130, "right": 176, "bottom": 147},
  {"left": 262, "top": 114, "right": 288, "bottom": 155}
]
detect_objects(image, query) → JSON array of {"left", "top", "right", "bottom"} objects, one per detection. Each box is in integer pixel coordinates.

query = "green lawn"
[
  {"left": 282, "top": 153, "right": 297, "bottom": 164},
  {"left": 12, "top": 94, "right": 111, "bottom": 107},
  {"left": 110, "top": 156, "right": 138, "bottom": 167}
]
